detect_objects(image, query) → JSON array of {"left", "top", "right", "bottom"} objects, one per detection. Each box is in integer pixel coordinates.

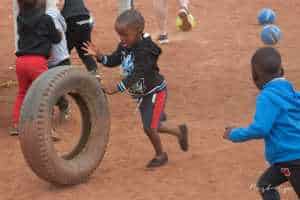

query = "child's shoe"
[
  {"left": 146, "top": 152, "right": 168, "bottom": 168},
  {"left": 9, "top": 126, "right": 19, "bottom": 136},
  {"left": 178, "top": 124, "right": 189, "bottom": 151},
  {"left": 157, "top": 34, "right": 169, "bottom": 44},
  {"left": 178, "top": 8, "right": 192, "bottom": 32}
]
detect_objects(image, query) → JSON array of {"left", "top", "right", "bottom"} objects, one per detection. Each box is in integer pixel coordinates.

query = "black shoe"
[
  {"left": 146, "top": 152, "right": 168, "bottom": 168},
  {"left": 178, "top": 124, "right": 189, "bottom": 151}
]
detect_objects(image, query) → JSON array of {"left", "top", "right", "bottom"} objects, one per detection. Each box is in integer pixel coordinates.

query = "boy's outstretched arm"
[
  {"left": 225, "top": 93, "right": 280, "bottom": 143},
  {"left": 82, "top": 43, "right": 122, "bottom": 67}
]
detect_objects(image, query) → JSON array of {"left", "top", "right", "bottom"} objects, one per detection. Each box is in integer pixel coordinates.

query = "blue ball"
[
  {"left": 261, "top": 25, "right": 282, "bottom": 45},
  {"left": 258, "top": 8, "right": 276, "bottom": 25}
]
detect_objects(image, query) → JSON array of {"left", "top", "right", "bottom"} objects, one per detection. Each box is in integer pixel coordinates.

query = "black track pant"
[
  {"left": 66, "top": 15, "right": 97, "bottom": 72},
  {"left": 257, "top": 159, "right": 300, "bottom": 200}
]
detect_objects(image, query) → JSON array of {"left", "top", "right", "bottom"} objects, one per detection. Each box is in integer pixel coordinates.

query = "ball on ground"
[
  {"left": 257, "top": 8, "right": 276, "bottom": 25},
  {"left": 261, "top": 25, "right": 282, "bottom": 45}
]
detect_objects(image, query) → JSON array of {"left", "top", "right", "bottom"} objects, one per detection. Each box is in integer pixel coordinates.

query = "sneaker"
[
  {"left": 157, "top": 34, "right": 169, "bottom": 44},
  {"left": 178, "top": 8, "right": 192, "bottom": 32},
  {"left": 146, "top": 152, "right": 168, "bottom": 168},
  {"left": 9, "top": 126, "right": 19, "bottom": 136},
  {"left": 178, "top": 124, "right": 189, "bottom": 151}
]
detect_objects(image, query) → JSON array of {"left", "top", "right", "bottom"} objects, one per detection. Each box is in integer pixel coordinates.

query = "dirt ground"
[{"left": 1, "top": 0, "right": 300, "bottom": 199}]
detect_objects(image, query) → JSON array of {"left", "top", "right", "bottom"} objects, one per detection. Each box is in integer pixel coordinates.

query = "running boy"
[
  {"left": 12, "top": 0, "right": 61, "bottom": 135},
  {"left": 224, "top": 47, "right": 300, "bottom": 199},
  {"left": 82, "top": 9, "right": 188, "bottom": 168}
]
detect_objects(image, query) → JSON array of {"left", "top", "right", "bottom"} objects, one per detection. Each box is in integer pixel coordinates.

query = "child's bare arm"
[
  {"left": 82, "top": 41, "right": 102, "bottom": 58},
  {"left": 82, "top": 43, "right": 122, "bottom": 67}
]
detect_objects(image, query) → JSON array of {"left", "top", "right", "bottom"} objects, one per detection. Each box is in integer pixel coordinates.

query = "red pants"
[{"left": 13, "top": 56, "right": 48, "bottom": 125}]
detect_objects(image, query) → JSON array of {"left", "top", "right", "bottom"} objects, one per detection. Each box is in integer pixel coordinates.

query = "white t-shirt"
[{"left": 46, "top": 8, "right": 70, "bottom": 67}]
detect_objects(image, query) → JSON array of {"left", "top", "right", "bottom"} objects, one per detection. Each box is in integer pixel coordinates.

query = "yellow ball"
[{"left": 176, "top": 14, "right": 196, "bottom": 31}]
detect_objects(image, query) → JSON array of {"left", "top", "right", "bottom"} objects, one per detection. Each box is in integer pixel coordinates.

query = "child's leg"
[
  {"left": 13, "top": 56, "right": 48, "bottom": 128},
  {"left": 143, "top": 128, "right": 164, "bottom": 156},
  {"left": 177, "top": 0, "right": 192, "bottom": 31},
  {"left": 74, "top": 21, "right": 98, "bottom": 73},
  {"left": 13, "top": 58, "right": 31, "bottom": 126},
  {"left": 140, "top": 91, "right": 168, "bottom": 168},
  {"left": 118, "top": 0, "right": 134, "bottom": 14},
  {"left": 153, "top": 0, "right": 168, "bottom": 36},
  {"left": 257, "top": 165, "right": 287, "bottom": 200},
  {"left": 278, "top": 160, "right": 300, "bottom": 198},
  {"left": 65, "top": 27, "right": 75, "bottom": 53},
  {"left": 177, "top": 0, "right": 189, "bottom": 10},
  {"left": 158, "top": 121, "right": 189, "bottom": 151}
]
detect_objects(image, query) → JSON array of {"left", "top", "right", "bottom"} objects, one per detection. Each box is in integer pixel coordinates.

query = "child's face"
[
  {"left": 56, "top": 0, "right": 65, "bottom": 11},
  {"left": 115, "top": 23, "right": 140, "bottom": 48}
]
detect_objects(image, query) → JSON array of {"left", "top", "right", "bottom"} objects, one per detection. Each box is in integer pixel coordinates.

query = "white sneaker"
[{"left": 157, "top": 34, "right": 169, "bottom": 44}]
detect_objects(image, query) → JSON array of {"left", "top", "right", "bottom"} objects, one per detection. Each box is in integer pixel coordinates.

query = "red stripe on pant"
[
  {"left": 151, "top": 90, "right": 167, "bottom": 129},
  {"left": 13, "top": 55, "right": 48, "bottom": 125}
]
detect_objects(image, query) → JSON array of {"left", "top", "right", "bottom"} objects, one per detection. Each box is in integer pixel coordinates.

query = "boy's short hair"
[
  {"left": 251, "top": 47, "right": 282, "bottom": 75},
  {"left": 116, "top": 9, "right": 145, "bottom": 33}
]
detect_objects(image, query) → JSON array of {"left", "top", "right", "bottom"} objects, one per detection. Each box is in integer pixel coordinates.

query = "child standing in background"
[
  {"left": 11, "top": 0, "right": 61, "bottom": 135},
  {"left": 154, "top": 0, "right": 193, "bottom": 44},
  {"left": 47, "top": 0, "right": 70, "bottom": 68},
  {"left": 47, "top": 0, "right": 70, "bottom": 119},
  {"left": 224, "top": 47, "right": 300, "bottom": 199},
  {"left": 61, "top": 0, "right": 98, "bottom": 74}
]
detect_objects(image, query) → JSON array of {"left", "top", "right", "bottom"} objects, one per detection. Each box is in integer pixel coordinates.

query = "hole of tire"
[{"left": 51, "top": 93, "right": 86, "bottom": 159}]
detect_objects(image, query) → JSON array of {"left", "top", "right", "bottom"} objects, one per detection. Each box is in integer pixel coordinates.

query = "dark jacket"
[
  {"left": 98, "top": 33, "right": 166, "bottom": 97},
  {"left": 16, "top": 8, "right": 61, "bottom": 58},
  {"left": 61, "top": 0, "right": 90, "bottom": 19}
]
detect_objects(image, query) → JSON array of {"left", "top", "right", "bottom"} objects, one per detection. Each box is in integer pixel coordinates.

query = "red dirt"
[{"left": 1, "top": 0, "right": 300, "bottom": 199}]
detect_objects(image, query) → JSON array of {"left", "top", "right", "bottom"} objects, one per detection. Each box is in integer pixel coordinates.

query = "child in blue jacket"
[{"left": 224, "top": 47, "right": 300, "bottom": 199}]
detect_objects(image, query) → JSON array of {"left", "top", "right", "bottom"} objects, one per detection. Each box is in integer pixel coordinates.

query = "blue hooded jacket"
[{"left": 229, "top": 78, "right": 300, "bottom": 164}]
